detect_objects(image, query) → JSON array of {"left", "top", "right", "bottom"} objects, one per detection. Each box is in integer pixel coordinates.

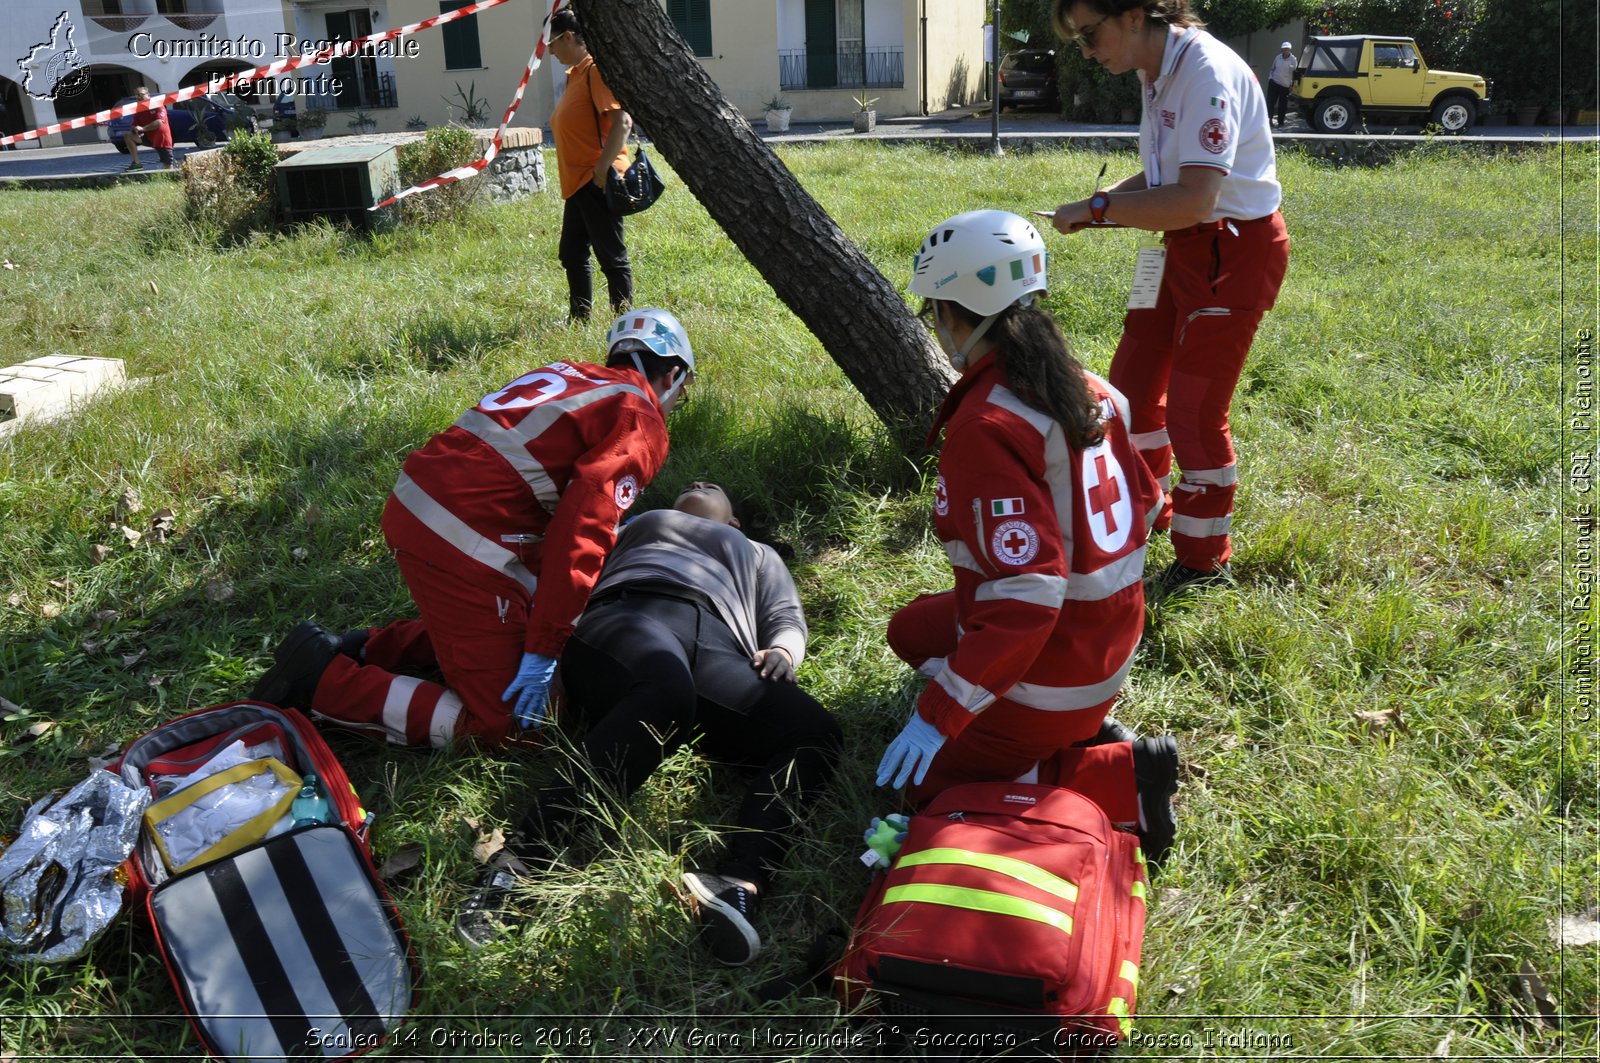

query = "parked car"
[
  {"left": 998, "top": 49, "right": 1060, "bottom": 112},
  {"left": 107, "top": 92, "right": 258, "bottom": 152},
  {"left": 1291, "top": 35, "right": 1490, "bottom": 133}
]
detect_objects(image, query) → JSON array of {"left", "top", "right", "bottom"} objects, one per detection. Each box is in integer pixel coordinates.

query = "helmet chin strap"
[{"left": 939, "top": 309, "right": 1002, "bottom": 370}]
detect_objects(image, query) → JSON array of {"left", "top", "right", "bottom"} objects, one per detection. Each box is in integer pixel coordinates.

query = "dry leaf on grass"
[
  {"left": 17, "top": 721, "right": 56, "bottom": 743},
  {"left": 378, "top": 843, "right": 424, "bottom": 884},
  {"left": 116, "top": 489, "right": 142, "bottom": 518},
  {"left": 120, "top": 524, "right": 142, "bottom": 545},
  {"left": 86, "top": 742, "right": 124, "bottom": 772},
  {"left": 147, "top": 280, "right": 159, "bottom": 296},
  {"left": 90, "top": 609, "right": 119, "bottom": 629},
  {"left": 205, "top": 579, "right": 234, "bottom": 602},
  {"left": 1352, "top": 706, "right": 1409, "bottom": 740},
  {"left": 81, "top": 638, "right": 104, "bottom": 655},
  {"left": 7, "top": 593, "right": 21, "bottom": 608},
  {"left": 0, "top": 696, "right": 21, "bottom": 715},
  {"left": 39, "top": 601, "right": 61, "bottom": 619},
  {"left": 462, "top": 817, "right": 506, "bottom": 865},
  {"left": 120, "top": 649, "right": 147, "bottom": 668},
  {"left": 150, "top": 508, "right": 176, "bottom": 542},
  {"left": 147, "top": 674, "right": 167, "bottom": 689},
  {"left": 305, "top": 504, "right": 323, "bottom": 528},
  {"left": 291, "top": 547, "right": 310, "bottom": 562},
  {"left": 90, "top": 544, "right": 112, "bottom": 564}
]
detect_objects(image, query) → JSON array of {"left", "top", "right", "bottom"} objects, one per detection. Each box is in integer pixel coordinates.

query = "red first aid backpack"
[
  {"left": 836, "top": 782, "right": 1147, "bottom": 1059},
  {"left": 113, "top": 701, "right": 419, "bottom": 1062}
]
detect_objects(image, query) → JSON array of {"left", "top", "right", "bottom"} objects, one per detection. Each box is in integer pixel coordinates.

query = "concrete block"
[{"left": 0, "top": 356, "right": 127, "bottom": 427}]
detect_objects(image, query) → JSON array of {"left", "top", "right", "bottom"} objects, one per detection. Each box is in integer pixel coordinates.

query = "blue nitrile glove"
[
  {"left": 875, "top": 713, "right": 947, "bottom": 789},
  {"left": 502, "top": 652, "right": 559, "bottom": 729}
]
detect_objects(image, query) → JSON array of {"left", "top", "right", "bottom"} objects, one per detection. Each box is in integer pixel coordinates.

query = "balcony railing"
[{"left": 779, "top": 45, "right": 904, "bottom": 91}]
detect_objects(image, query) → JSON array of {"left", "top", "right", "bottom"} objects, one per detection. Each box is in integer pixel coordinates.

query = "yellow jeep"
[{"left": 1291, "top": 35, "right": 1491, "bottom": 134}]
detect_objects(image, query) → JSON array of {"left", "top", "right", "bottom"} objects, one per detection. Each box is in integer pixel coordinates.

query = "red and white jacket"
[
  {"left": 385, "top": 360, "right": 668, "bottom": 656},
  {"left": 918, "top": 349, "right": 1162, "bottom": 738}
]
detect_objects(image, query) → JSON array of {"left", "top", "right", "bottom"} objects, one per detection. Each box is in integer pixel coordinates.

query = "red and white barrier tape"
[
  {"left": 370, "top": 0, "right": 555, "bottom": 210},
  {"left": 0, "top": 0, "right": 516, "bottom": 147}
]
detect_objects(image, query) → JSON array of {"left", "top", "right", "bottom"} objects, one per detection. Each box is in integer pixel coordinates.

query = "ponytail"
[{"left": 946, "top": 300, "right": 1105, "bottom": 450}]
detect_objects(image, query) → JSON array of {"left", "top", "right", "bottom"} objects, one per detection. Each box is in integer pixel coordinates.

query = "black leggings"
[
  {"left": 555, "top": 593, "right": 842, "bottom": 891},
  {"left": 558, "top": 182, "right": 632, "bottom": 320}
]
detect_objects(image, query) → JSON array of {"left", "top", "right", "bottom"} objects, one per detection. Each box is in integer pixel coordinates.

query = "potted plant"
[
  {"left": 852, "top": 91, "right": 879, "bottom": 133},
  {"left": 763, "top": 94, "right": 792, "bottom": 133},
  {"left": 298, "top": 105, "right": 328, "bottom": 140},
  {"left": 347, "top": 110, "right": 377, "bottom": 135}
]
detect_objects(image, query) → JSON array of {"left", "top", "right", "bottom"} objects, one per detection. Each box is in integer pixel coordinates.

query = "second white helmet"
[
  {"left": 910, "top": 210, "right": 1048, "bottom": 318},
  {"left": 606, "top": 307, "right": 694, "bottom": 372}
]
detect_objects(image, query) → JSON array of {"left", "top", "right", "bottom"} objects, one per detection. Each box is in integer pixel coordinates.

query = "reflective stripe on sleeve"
[
  {"left": 934, "top": 665, "right": 997, "bottom": 716},
  {"left": 975, "top": 573, "right": 1068, "bottom": 608},
  {"left": 895, "top": 847, "right": 1079, "bottom": 902},
  {"left": 883, "top": 884, "right": 1073, "bottom": 936},
  {"left": 391, "top": 471, "right": 539, "bottom": 592}
]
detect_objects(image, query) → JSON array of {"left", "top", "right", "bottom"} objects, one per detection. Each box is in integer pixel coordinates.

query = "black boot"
[
  {"left": 1074, "top": 715, "right": 1138, "bottom": 747},
  {"left": 250, "top": 621, "right": 340, "bottom": 709},
  {"left": 1131, "top": 736, "right": 1180, "bottom": 872}
]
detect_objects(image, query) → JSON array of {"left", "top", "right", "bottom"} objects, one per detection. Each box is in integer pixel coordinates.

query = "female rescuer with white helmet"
[{"left": 876, "top": 211, "right": 1179, "bottom": 862}]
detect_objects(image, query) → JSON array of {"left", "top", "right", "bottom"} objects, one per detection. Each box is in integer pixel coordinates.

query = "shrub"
[
  {"left": 396, "top": 124, "right": 485, "bottom": 225},
  {"left": 182, "top": 129, "right": 278, "bottom": 241}
]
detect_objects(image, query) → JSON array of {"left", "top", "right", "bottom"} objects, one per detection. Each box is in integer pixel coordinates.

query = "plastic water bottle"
[{"left": 291, "top": 773, "right": 331, "bottom": 828}]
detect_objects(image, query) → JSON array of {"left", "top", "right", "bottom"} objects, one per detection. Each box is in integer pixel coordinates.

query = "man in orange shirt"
[{"left": 548, "top": 7, "right": 632, "bottom": 322}]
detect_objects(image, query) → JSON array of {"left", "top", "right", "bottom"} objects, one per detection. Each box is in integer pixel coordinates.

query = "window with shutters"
[
  {"left": 668, "top": 0, "right": 713, "bottom": 57},
  {"left": 440, "top": 0, "right": 482, "bottom": 70}
]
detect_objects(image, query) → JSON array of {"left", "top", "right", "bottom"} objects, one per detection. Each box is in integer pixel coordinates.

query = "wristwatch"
[{"left": 1089, "top": 190, "right": 1111, "bottom": 224}]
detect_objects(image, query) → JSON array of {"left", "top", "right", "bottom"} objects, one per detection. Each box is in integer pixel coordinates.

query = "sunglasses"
[{"left": 1075, "top": 12, "right": 1114, "bottom": 49}]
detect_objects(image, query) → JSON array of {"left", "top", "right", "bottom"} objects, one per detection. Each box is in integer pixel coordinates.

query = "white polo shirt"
[{"left": 1138, "top": 27, "right": 1281, "bottom": 223}]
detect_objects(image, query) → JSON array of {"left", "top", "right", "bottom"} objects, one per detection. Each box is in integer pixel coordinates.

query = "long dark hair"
[
  {"left": 1051, "top": 0, "right": 1204, "bottom": 39},
  {"left": 944, "top": 300, "right": 1105, "bottom": 449}
]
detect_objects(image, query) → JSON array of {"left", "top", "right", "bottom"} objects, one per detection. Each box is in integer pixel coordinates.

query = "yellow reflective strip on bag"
[
  {"left": 1131, "top": 879, "right": 1146, "bottom": 901},
  {"left": 142, "top": 757, "right": 301, "bottom": 874},
  {"left": 1134, "top": 846, "right": 1147, "bottom": 869},
  {"left": 883, "top": 883, "right": 1073, "bottom": 935},
  {"left": 1107, "top": 996, "right": 1132, "bottom": 1037},
  {"left": 895, "top": 846, "right": 1080, "bottom": 902},
  {"left": 1120, "top": 959, "right": 1140, "bottom": 988}
]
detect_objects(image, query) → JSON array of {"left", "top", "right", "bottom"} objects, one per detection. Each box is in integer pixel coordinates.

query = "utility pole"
[{"left": 989, "top": 0, "right": 1002, "bottom": 156}]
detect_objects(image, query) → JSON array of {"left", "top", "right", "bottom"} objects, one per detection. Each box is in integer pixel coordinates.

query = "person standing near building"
[
  {"left": 1048, "top": 0, "right": 1290, "bottom": 598},
  {"left": 547, "top": 6, "right": 634, "bottom": 322},
  {"left": 250, "top": 309, "right": 694, "bottom": 750},
  {"left": 123, "top": 85, "right": 174, "bottom": 171},
  {"left": 1266, "top": 41, "right": 1297, "bottom": 127}
]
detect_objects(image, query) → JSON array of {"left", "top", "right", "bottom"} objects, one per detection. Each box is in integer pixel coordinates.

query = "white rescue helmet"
[
  {"left": 910, "top": 210, "right": 1049, "bottom": 318},
  {"left": 607, "top": 307, "right": 694, "bottom": 409}
]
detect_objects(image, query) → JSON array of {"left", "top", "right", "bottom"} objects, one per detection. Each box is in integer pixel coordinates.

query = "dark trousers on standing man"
[
  {"left": 1266, "top": 81, "right": 1291, "bottom": 126},
  {"left": 559, "top": 182, "right": 632, "bottom": 321}
]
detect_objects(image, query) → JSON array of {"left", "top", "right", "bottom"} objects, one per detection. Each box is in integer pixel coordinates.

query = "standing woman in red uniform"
[
  {"left": 1049, "top": 0, "right": 1290, "bottom": 597},
  {"left": 876, "top": 210, "right": 1179, "bottom": 865}
]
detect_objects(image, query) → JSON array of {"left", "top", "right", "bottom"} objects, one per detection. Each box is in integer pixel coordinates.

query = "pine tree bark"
[{"left": 571, "top": 0, "right": 955, "bottom": 446}]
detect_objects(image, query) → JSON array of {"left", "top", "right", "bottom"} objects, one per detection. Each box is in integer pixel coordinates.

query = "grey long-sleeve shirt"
[{"left": 591, "top": 509, "right": 808, "bottom": 668}]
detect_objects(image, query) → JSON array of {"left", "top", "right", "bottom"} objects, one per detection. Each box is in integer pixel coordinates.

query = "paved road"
[{"left": 0, "top": 108, "right": 1590, "bottom": 184}]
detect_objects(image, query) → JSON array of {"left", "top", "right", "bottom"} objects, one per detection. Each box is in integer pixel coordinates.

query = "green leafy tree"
[{"left": 1313, "top": 0, "right": 1483, "bottom": 69}]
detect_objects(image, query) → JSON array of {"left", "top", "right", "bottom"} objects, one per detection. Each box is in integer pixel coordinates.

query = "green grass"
[{"left": 0, "top": 141, "right": 1594, "bottom": 1060}]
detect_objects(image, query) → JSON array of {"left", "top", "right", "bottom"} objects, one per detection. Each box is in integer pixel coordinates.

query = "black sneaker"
[
  {"left": 1146, "top": 561, "right": 1232, "bottom": 602},
  {"left": 1074, "top": 715, "right": 1138, "bottom": 747},
  {"left": 1131, "top": 736, "right": 1180, "bottom": 872},
  {"left": 454, "top": 859, "right": 529, "bottom": 950},
  {"left": 681, "top": 870, "right": 761, "bottom": 966},
  {"left": 250, "top": 620, "right": 340, "bottom": 708}
]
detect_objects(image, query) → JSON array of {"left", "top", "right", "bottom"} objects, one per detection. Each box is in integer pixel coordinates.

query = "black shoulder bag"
[{"left": 589, "top": 66, "right": 664, "bottom": 216}]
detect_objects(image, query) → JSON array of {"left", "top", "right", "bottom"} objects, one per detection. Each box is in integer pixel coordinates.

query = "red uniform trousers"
[
  {"left": 307, "top": 495, "right": 534, "bottom": 750},
  {"left": 1110, "top": 211, "right": 1289, "bottom": 571},
  {"left": 887, "top": 591, "right": 1139, "bottom": 823}
]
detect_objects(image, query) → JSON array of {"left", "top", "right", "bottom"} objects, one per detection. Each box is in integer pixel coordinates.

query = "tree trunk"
[{"left": 573, "top": 0, "right": 955, "bottom": 446}]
